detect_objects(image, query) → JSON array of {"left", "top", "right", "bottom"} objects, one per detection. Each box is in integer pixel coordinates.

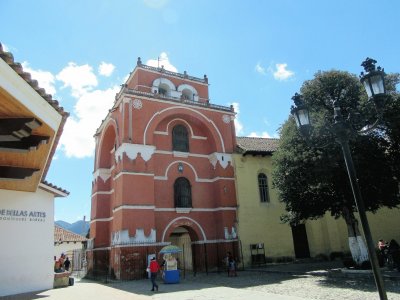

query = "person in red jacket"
[{"left": 149, "top": 257, "right": 160, "bottom": 291}]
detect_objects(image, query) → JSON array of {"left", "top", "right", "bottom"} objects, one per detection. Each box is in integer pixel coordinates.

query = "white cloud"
[
  {"left": 98, "top": 62, "right": 115, "bottom": 77},
  {"left": 56, "top": 62, "right": 98, "bottom": 97},
  {"left": 272, "top": 63, "right": 294, "bottom": 81},
  {"left": 59, "top": 86, "right": 119, "bottom": 158},
  {"left": 230, "top": 102, "right": 244, "bottom": 136},
  {"left": 255, "top": 62, "right": 266, "bottom": 75},
  {"left": 146, "top": 52, "right": 178, "bottom": 72},
  {"left": 248, "top": 131, "right": 272, "bottom": 138},
  {"left": 21, "top": 62, "right": 56, "bottom": 95}
]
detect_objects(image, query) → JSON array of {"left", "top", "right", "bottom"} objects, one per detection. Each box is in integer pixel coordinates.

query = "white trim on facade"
[
  {"left": 113, "top": 205, "right": 155, "bottom": 213},
  {"left": 90, "top": 217, "right": 113, "bottom": 224},
  {"left": 113, "top": 171, "right": 155, "bottom": 181},
  {"left": 154, "top": 207, "right": 237, "bottom": 212},
  {"left": 165, "top": 118, "right": 207, "bottom": 140},
  {"left": 143, "top": 106, "right": 226, "bottom": 152},
  {"left": 112, "top": 242, "right": 170, "bottom": 249},
  {"left": 91, "top": 189, "right": 115, "bottom": 198},
  {"left": 161, "top": 216, "right": 207, "bottom": 242},
  {"left": 115, "top": 143, "right": 155, "bottom": 162},
  {"left": 93, "top": 168, "right": 112, "bottom": 182},
  {"left": 192, "top": 239, "right": 238, "bottom": 244},
  {"left": 95, "top": 118, "right": 119, "bottom": 169},
  {"left": 154, "top": 131, "right": 168, "bottom": 135}
]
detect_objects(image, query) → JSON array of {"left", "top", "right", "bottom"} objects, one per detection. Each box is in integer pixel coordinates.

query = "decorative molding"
[
  {"left": 115, "top": 143, "right": 155, "bottom": 162},
  {"left": 192, "top": 239, "right": 238, "bottom": 245},
  {"left": 154, "top": 175, "right": 235, "bottom": 182},
  {"left": 93, "top": 168, "right": 112, "bottom": 182},
  {"left": 196, "top": 177, "right": 235, "bottom": 183},
  {"left": 143, "top": 106, "right": 226, "bottom": 152},
  {"left": 153, "top": 150, "right": 209, "bottom": 158},
  {"left": 113, "top": 171, "right": 154, "bottom": 181},
  {"left": 109, "top": 206, "right": 237, "bottom": 212},
  {"left": 192, "top": 136, "right": 207, "bottom": 140},
  {"left": 224, "top": 226, "right": 237, "bottom": 240},
  {"left": 154, "top": 131, "right": 168, "bottom": 135},
  {"left": 90, "top": 217, "right": 113, "bottom": 224},
  {"left": 91, "top": 189, "right": 114, "bottom": 198},
  {"left": 112, "top": 242, "right": 170, "bottom": 249},
  {"left": 122, "top": 97, "right": 131, "bottom": 104},
  {"left": 132, "top": 98, "right": 143, "bottom": 110},
  {"left": 176, "top": 208, "right": 192, "bottom": 213},
  {"left": 173, "top": 151, "right": 189, "bottom": 158},
  {"left": 111, "top": 228, "right": 156, "bottom": 245},
  {"left": 222, "top": 115, "right": 231, "bottom": 123},
  {"left": 113, "top": 205, "right": 155, "bottom": 213},
  {"left": 209, "top": 152, "right": 232, "bottom": 169},
  {"left": 161, "top": 216, "right": 207, "bottom": 242}
]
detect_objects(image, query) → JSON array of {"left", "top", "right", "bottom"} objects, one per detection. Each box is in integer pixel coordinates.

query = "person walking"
[
  {"left": 64, "top": 257, "right": 71, "bottom": 271},
  {"left": 228, "top": 256, "right": 237, "bottom": 277},
  {"left": 149, "top": 257, "right": 160, "bottom": 291}
]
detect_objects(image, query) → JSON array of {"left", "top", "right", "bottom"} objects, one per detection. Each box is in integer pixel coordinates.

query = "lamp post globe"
[
  {"left": 360, "top": 57, "right": 386, "bottom": 110},
  {"left": 290, "top": 92, "right": 311, "bottom": 136}
]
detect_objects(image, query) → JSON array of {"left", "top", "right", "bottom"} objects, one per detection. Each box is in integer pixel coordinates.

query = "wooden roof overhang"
[{"left": 0, "top": 45, "right": 68, "bottom": 192}]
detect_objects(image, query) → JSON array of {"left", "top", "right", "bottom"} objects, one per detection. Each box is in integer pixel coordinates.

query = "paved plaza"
[{"left": 3, "top": 261, "right": 400, "bottom": 300}]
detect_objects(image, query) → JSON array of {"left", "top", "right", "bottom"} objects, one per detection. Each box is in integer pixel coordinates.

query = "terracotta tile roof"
[
  {"left": 236, "top": 136, "right": 280, "bottom": 155},
  {"left": 0, "top": 42, "right": 69, "bottom": 179},
  {"left": 0, "top": 43, "right": 69, "bottom": 117},
  {"left": 54, "top": 225, "right": 87, "bottom": 243},
  {"left": 40, "top": 180, "right": 70, "bottom": 197}
]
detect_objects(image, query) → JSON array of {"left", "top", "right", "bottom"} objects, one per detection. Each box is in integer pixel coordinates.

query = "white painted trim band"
[
  {"left": 91, "top": 190, "right": 114, "bottom": 198},
  {"left": 90, "top": 217, "right": 113, "bottom": 224},
  {"left": 113, "top": 205, "right": 155, "bottom": 213}
]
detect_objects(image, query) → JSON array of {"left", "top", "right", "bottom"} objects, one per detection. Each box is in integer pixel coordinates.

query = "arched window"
[
  {"left": 174, "top": 177, "right": 192, "bottom": 207},
  {"left": 172, "top": 125, "right": 189, "bottom": 152},
  {"left": 258, "top": 173, "right": 270, "bottom": 203}
]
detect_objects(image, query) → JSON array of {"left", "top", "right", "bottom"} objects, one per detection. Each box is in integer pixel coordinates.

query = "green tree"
[{"left": 272, "top": 70, "right": 400, "bottom": 264}]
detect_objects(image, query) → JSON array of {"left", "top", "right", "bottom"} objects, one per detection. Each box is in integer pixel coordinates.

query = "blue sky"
[{"left": 1, "top": 0, "right": 399, "bottom": 223}]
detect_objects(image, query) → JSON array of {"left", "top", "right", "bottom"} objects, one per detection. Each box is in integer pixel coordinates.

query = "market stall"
[{"left": 160, "top": 245, "right": 182, "bottom": 284}]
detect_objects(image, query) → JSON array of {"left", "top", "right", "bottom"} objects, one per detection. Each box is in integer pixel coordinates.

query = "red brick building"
[{"left": 88, "top": 58, "right": 238, "bottom": 278}]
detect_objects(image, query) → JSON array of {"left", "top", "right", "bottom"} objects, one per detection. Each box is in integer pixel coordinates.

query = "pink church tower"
[{"left": 88, "top": 58, "right": 238, "bottom": 279}]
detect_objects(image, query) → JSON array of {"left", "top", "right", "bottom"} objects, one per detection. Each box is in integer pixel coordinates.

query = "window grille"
[
  {"left": 258, "top": 173, "right": 270, "bottom": 203},
  {"left": 172, "top": 125, "right": 189, "bottom": 152},
  {"left": 174, "top": 177, "right": 192, "bottom": 207}
]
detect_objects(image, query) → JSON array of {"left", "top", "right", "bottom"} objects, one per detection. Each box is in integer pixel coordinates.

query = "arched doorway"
[{"left": 167, "top": 226, "right": 197, "bottom": 271}]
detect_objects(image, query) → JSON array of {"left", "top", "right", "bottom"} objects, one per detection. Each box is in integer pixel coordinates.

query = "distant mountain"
[{"left": 55, "top": 220, "right": 89, "bottom": 236}]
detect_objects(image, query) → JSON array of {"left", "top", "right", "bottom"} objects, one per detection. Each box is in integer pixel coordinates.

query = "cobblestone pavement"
[
  {"left": 4, "top": 262, "right": 400, "bottom": 300},
  {"left": 177, "top": 270, "right": 400, "bottom": 300}
]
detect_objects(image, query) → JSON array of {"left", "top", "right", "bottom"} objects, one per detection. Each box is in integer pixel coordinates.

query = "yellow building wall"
[
  {"left": 233, "top": 153, "right": 294, "bottom": 266},
  {"left": 233, "top": 153, "right": 400, "bottom": 266}
]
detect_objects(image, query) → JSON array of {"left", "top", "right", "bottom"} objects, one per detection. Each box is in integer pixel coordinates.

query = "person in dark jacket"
[
  {"left": 388, "top": 239, "right": 400, "bottom": 271},
  {"left": 64, "top": 257, "right": 71, "bottom": 271}
]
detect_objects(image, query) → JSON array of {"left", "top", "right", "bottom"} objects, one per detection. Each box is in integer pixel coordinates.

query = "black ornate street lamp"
[{"left": 291, "top": 58, "right": 387, "bottom": 300}]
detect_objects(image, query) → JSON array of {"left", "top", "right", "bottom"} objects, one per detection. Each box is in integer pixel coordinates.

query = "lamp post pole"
[{"left": 333, "top": 103, "right": 388, "bottom": 300}]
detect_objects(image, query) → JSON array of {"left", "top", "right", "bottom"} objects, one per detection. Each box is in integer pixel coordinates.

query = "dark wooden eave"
[
  {"left": 0, "top": 117, "right": 49, "bottom": 152},
  {"left": 0, "top": 118, "right": 42, "bottom": 141},
  {"left": 0, "top": 42, "right": 69, "bottom": 191},
  {"left": 241, "top": 150, "right": 274, "bottom": 157},
  {"left": 0, "top": 135, "right": 49, "bottom": 152},
  {"left": 0, "top": 166, "right": 39, "bottom": 180}
]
